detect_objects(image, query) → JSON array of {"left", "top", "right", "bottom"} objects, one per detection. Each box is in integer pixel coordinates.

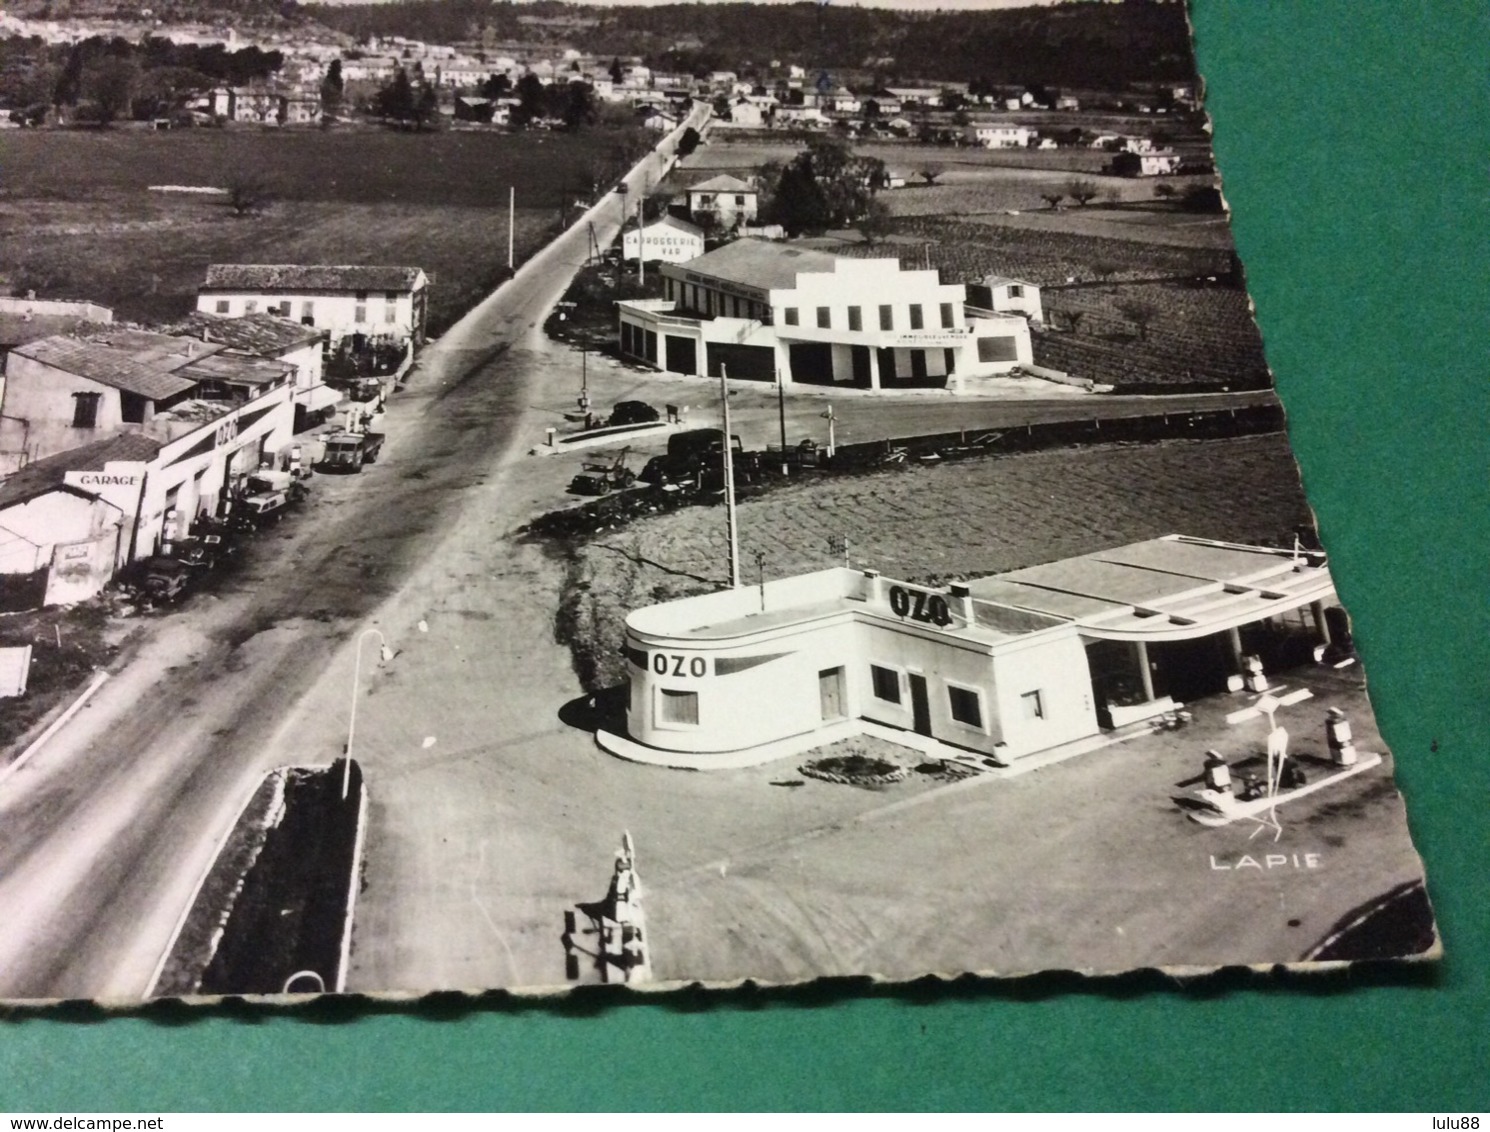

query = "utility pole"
[
  {"left": 776, "top": 373, "right": 789, "bottom": 475},
  {"left": 822, "top": 403, "right": 837, "bottom": 457},
  {"left": 508, "top": 186, "right": 515, "bottom": 270},
  {"left": 755, "top": 549, "right": 767, "bottom": 611},
  {"left": 720, "top": 364, "right": 741, "bottom": 588},
  {"left": 637, "top": 196, "right": 645, "bottom": 286}
]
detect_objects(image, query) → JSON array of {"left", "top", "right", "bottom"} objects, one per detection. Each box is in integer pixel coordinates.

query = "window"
[
  {"left": 734, "top": 194, "right": 746, "bottom": 206},
  {"left": 658, "top": 688, "right": 699, "bottom": 725},
  {"left": 243, "top": 300, "right": 257, "bottom": 314},
  {"left": 948, "top": 684, "right": 983, "bottom": 728},
  {"left": 1007, "top": 284, "right": 1024, "bottom": 298},
  {"left": 355, "top": 290, "right": 369, "bottom": 301},
  {"left": 870, "top": 665, "right": 901, "bottom": 704},
  {"left": 816, "top": 306, "right": 831, "bottom": 329},
  {"left": 783, "top": 307, "right": 799, "bottom": 326},
  {"left": 215, "top": 300, "right": 230, "bottom": 314},
  {"left": 879, "top": 304, "right": 894, "bottom": 330},
  {"left": 1020, "top": 689, "right": 1045, "bottom": 720},
  {"left": 847, "top": 306, "right": 862, "bottom": 331},
  {"left": 384, "top": 303, "right": 398, "bottom": 324},
  {"left": 909, "top": 304, "right": 924, "bottom": 330},
  {"left": 354, "top": 304, "right": 368, "bottom": 323},
  {"left": 977, "top": 335, "right": 1018, "bottom": 363},
  {"left": 120, "top": 392, "right": 147, "bottom": 424},
  {"left": 71, "top": 392, "right": 101, "bottom": 429},
  {"left": 385, "top": 290, "right": 398, "bottom": 301},
  {"left": 940, "top": 302, "right": 955, "bottom": 328},
  {"left": 301, "top": 301, "right": 315, "bottom": 322}
]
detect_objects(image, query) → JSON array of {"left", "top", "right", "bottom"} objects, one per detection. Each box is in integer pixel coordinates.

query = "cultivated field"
[
  {"left": 562, "top": 433, "right": 1313, "bottom": 691},
  {"left": 1036, "top": 282, "right": 1271, "bottom": 389},
  {"left": 0, "top": 127, "right": 619, "bottom": 330}
]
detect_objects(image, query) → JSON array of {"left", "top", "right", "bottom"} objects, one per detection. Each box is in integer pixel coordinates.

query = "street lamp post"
[{"left": 344, "top": 627, "right": 394, "bottom": 800}]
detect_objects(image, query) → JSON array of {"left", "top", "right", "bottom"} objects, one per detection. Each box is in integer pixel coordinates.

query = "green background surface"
[{"left": 2, "top": 0, "right": 1486, "bottom": 1112}]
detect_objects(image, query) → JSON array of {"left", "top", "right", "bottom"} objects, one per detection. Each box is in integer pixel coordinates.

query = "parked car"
[
  {"left": 609, "top": 400, "right": 660, "bottom": 427},
  {"left": 136, "top": 556, "right": 193, "bottom": 606},
  {"left": 318, "top": 430, "right": 385, "bottom": 473}
]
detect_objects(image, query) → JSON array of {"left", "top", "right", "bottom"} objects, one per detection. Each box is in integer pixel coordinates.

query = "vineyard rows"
[
  {"left": 836, "top": 217, "right": 1234, "bottom": 286},
  {"left": 1035, "top": 283, "right": 1271, "bottom": 388}
]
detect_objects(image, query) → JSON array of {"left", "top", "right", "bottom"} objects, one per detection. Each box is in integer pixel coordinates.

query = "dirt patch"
[{"left": 0, "top": 600, "right": 130, "bottom": 757}]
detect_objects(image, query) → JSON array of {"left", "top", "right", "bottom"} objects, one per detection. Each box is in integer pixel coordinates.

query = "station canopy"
[{"left": 963, "top": 536, "right": 1333, "bottom": 643}]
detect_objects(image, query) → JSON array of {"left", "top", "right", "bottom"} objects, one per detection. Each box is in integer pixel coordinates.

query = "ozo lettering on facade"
[{"left": 652, "top": 652, "right": 707, "bottom": 678}]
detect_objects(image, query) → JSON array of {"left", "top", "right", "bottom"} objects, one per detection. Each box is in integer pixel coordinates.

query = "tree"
[
  {"left": 1181, "top": 184, "right": 1224, "bottom": 213},
  {"left": 319, "top": 58, "right": 344, "bottom": 119},
  {"left": 1153, "top": 182, "right": 1178, "bottom": 200},
  {"left": 480, "top": 72, "right": 511, "bottom": 99},
  {"left": 1040, "top": 191, "right": 1064, "bottom": 210},
  {"left": 858, "top": 197, "right": 893, "bottom": 245},
  {"left": 560, "top": 82, "right": 596, "bottom": 130},
  {"left": 863, "top": 98, "right": 880, "bottom": 120},
  {"left": 1065, "top": 178, "right": 1099, "bottom": 206},
  {"left": 1115, "top": 299, "right": 1160, "bottom": 342},
  {"left": 511, "top": 72, "right": 546, "bottom": 127},
  {"left": 917, "top": 162, "right": 945, "bottom": 185},
  {"left": 225, "top": 170, "right": 273, "bottom": 216},
  {"left": 377, "top": 66, "right": 415, "bottom": 125},
  {"left": 609, "top": 56, "right": 623, "bottom": 86},
  {"left": 53, "top": 43, "right": 84, "bottom": 107},
  {"left": 413, "top": 83, "right": 441, "bottom": 130},
  {"left": 676, "top": 125, "right": 701, "bottom": 157},
  {"left": 82, "top": 56, "right": 139, "bottom": 124}
]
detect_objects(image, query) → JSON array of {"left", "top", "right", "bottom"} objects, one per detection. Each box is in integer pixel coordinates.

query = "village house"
[
  {"left": 0, "top": 433, "right": 161, "bottom": 607},
  {"left": 965, "top": 275, "right": 1044, "bottom": 325},
  {"left": 0, "top": 329, "right": 295, "bottom": 474},
  {"left": 621, "top": 216, "right": 706, "bottom": 264},
  {"left": 606, "top": 536, "right": 1341, "bottom": 767},
  {"left": 168, "top": 311, "right": 338, "bottom": 431},
  {"left": 685, "top": 175, "right": 759, "bottom": 227},
  {"left": 196, "top": 265, "right": 429, "bottom": 350},
  {"left": 725, "top": 97, "right": 771, "bottom": 129},
  {"left": 966, "top": 122, "right": 1037, "bottom": 149},
  {"left": 616, "top": 240, "right": 1034, "bottom": 390}
]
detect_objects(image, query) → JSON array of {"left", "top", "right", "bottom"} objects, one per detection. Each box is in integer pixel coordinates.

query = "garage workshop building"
[
  {"left": 605, "top": 536, "right": 1341, "bottom": 767},
  {"left": 616, "top": 240, "right": 1035, "bottom": 390}
]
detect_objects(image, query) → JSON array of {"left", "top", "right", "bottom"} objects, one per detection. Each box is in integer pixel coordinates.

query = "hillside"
[{"left": 304, "top": 0, "right": 1198, "bottom": 88}]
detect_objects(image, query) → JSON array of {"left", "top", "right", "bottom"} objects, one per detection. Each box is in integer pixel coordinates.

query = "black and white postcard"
[{"left": 0, "top": 0, "right": 1435, "bottom": 1002}]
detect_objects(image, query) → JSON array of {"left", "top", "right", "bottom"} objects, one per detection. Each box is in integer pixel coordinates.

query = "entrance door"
[
  {"left": 818, "top": 666, "right": 845, "bottom": 721},
  {"left": 850, "top": 345, "right": 872, "bottom": 386},
  {"left": 908, "top": 673, "right": 932, "bottom": 736}
]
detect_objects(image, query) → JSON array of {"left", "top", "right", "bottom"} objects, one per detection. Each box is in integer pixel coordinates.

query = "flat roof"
[
  {"left": 966, "top": 536, "right": 1334, "bottom": 641},
  {"left": 628, "top": 537, "right": 1335, "bottom": 650},
  {"left": 666, "top": 240, "right": 844, "bottom": 292}
]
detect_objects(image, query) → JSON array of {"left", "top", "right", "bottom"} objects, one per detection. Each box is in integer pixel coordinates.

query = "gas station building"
[{"left": 613, "top": 536, "right": 1340, "bottom": 765}]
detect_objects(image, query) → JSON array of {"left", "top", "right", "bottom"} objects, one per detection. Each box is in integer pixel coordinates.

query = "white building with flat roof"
[
  {"left": 617, "top": 240, "right": 1033, "bottom": 390},
  {"left": 606, "top": 536, "right": 1341, "bottom": 767}
]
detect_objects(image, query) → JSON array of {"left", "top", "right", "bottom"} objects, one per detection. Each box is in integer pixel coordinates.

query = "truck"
[{"left": 318, "top": 430, "right": 385, "bottom": 473}]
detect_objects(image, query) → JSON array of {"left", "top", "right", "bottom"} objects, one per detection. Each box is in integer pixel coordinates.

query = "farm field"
[
  {"left": 1035, "top": 281, "right": 1270, "bottom": 390},
  {"left": 3, "top": 194, "right": 557, "bottom": 331},
  {"left": 0, "top": 126, "right": 622, "bottom": 330},
  {"left": 822, "top": 217, "right": 1234, "bottom": 286},
  {"left": 562, "top": 433, "right": 1313, "bottom": 691}
]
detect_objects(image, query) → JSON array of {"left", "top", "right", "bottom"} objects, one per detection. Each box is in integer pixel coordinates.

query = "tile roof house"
[
  {"left": 197, "top": 264, "right": 430, "bottom": 347},
  {"left": 685, "top": 175, "right": 760, "bottom": 227}
]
